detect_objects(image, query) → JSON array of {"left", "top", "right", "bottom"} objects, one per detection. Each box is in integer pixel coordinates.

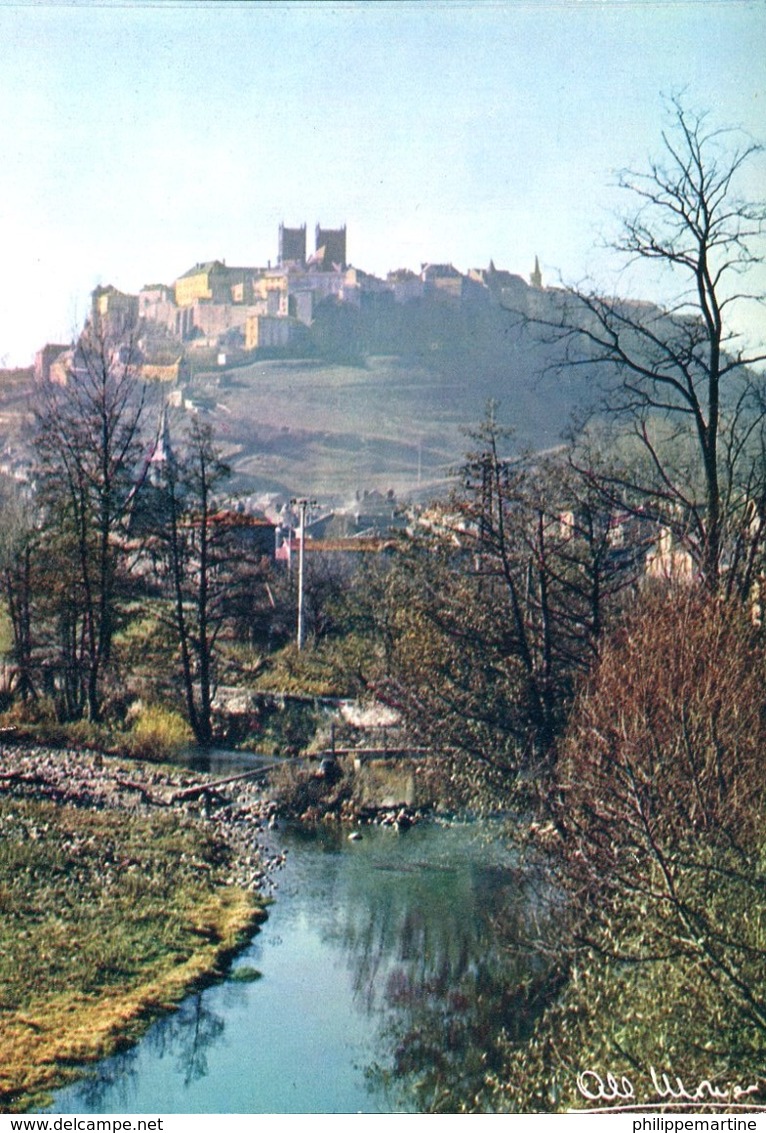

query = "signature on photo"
[{"left": 571, "top": 1068, "right": 764, "bottom": 1112}]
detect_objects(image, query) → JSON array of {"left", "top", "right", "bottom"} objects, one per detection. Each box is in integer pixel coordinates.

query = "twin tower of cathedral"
[{"left": 278, "top": 224, "right": 347, "bottom": 272}]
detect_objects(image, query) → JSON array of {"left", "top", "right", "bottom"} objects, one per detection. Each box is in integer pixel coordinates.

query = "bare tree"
[
  {"left": 34, "top": 322, "right": 146, "bottom": 720},
  {"left": 154, "top": 419, "right": 266, "bottom": 746},
  {"left": 533, "top": 98, "right": 766, "bottom": 591},
  {"left": 373, "top": 408, "right": 638, "bottom": 779}
]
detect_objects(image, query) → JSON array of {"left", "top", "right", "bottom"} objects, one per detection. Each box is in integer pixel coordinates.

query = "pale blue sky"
[{"left": 0, "top": 0, "right": 764, "bottom": 364}]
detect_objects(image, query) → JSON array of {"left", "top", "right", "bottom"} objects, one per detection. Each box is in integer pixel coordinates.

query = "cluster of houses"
[
  {"left": 34, "top": 224, "right": 548, "bottom": 382},
  {"left": 146, "top": 493, "right": 695, "bottom": 587}
]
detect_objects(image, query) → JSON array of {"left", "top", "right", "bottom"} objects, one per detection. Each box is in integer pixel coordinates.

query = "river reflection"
[
  {"left": 60, "top": 995, "right": 224, "bottom": 1113},
  {"left": 48, "top": 821, "right": 547, "bottom": 1114},
  {"left": 175, "top": 746, "right": 274, "bottom": 775}
]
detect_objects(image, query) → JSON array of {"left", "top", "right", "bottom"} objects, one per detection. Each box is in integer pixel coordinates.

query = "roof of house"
[
  {"left": 473, "top": 263, "right": 527, "bottom": 289},
  {"left": 207, "top": 510, "right": 277, "bottom": 529},
  {"left": 301, "top": 537, "right": 399, "bottom": 554},
  {"left": 176, "top": 260, "right": 228, "bottom": 280},
  {"left": 421, "top": 263, "right": 463, "bottom": 279}
]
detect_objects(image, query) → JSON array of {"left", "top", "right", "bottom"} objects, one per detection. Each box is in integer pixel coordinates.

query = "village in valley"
[{"left": 0, "top": 222, "right": 689, "bottom": 588}]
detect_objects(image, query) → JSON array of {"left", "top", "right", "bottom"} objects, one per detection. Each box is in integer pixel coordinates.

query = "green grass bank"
[{"left": 0, "top": 756, "right": 268, "bottom": 1113}]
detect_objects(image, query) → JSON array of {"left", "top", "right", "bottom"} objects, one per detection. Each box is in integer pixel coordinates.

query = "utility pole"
[{"left": 291, "top": 497, "right": 315, "bottom": 649}]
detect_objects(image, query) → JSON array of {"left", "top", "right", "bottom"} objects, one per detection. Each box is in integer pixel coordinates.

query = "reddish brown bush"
[{"left": 557, "top": 591, "right": 766, "bottom": 1028}]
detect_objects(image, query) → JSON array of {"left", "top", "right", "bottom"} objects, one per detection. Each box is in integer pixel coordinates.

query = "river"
[{"left": 45, "top": 816, "right": 542, "bottom": 1114}]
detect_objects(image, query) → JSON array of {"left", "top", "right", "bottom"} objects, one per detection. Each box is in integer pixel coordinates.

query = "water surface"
[{"left": 47, "top": 820, "right": 533, "bottom": 1113}]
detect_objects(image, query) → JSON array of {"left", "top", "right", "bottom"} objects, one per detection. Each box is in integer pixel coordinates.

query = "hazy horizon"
[{"left": 1, "top": 0, "right": 764, "bottom": 366}]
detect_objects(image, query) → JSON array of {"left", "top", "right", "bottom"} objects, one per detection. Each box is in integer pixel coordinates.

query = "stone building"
[
  {"left": 186, "top": 301, "right": 263, "bottom": 346},
  {"left": 420, "top": 263, "right": 485, "bottom": 304},
  {"left": 253, "top": 270, "right": 289, "bottom": 317},
  {"left": 91, "top": 285, "right": 139, "bottom": 335},
  {"left": 245, "top": 314, "right": 300, "bottom": 351},
  {"left": 138, "top": 284, "right": 178, "bottom": 336},
  {"left": 34, "top": 343, "right": 70, "bottom": 383},
  {"left": 645, "top": 526, "right": 695, "bottom": 583},
  {"left": 174, "top": 261, "right": 261, "bottom": 308},
  {"left": 387, "top": 268, "right": 424, "bottom": 303},
  {"left": 138, "top": 358, "right": 186, "bottom": 384}
]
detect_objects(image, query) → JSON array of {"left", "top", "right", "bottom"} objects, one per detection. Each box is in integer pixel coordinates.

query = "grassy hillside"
[{"left": 186, "top": 343, "right": 586, "bottom": 502}]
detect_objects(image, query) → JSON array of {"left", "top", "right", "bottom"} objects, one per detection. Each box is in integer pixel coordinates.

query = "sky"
[{"left": 0, "top": 0, "right": 765, "bottom": 366}]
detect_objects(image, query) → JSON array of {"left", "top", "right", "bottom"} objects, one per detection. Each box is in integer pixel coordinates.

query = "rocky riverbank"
[{"left": 0, "top": 741, "right": 287, "bottom": 894}]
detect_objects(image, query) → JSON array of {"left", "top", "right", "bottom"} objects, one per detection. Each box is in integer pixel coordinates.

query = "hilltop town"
[
  {"left": 0, "top": 225, "right": 571, "bottom": 509},
  {"left": 34, "top": 222, "right": 547, "bottom": 383}
]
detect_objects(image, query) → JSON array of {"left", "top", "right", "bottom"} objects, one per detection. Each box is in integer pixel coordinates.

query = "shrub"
[
  {"left": 560, "top": 592, "right": 766, "bottom": 908},
  {"left": 555, "top": 591, "right": 766, "bottom": 1051},
  {"left": 469, "top": 593, "right": 766, "bottom": 1112},
  {"left": 127, "top": 705, "right": 193, "bottom": 762}
]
